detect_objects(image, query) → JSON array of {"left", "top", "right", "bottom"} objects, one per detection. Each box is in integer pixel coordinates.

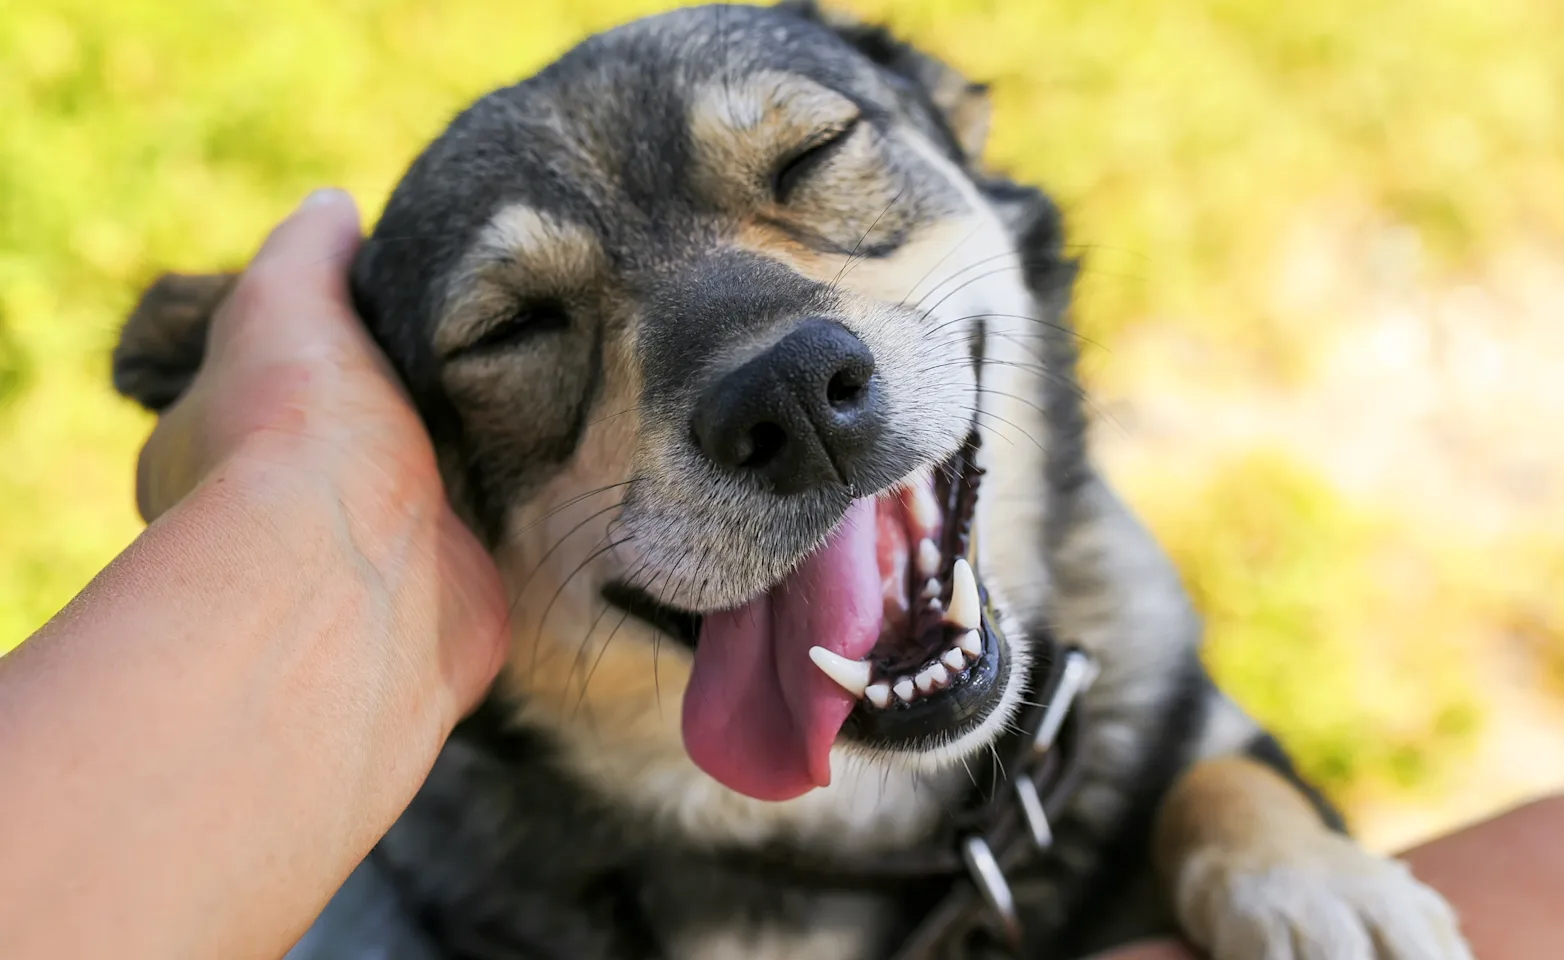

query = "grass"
[{"left": 3, "top": 0, "right": 1562, "bottom": 818}]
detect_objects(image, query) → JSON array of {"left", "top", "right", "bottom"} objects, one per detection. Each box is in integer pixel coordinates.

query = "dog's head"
[{"left": 117, "top": 2, "right": 1076, "bottom": 818}]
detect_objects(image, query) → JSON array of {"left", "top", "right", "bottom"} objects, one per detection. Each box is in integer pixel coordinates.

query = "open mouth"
[
  {"left": 834, "top": 435, "right": 1009, "bottom": 746},
  {"left": 603, "top": 434, "right": 1009, "bottom": 801}
]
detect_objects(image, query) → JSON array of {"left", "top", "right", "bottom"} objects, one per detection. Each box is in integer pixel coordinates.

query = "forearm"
[{"left": 0, "top": 454, "right": 449, "bottom": 960}]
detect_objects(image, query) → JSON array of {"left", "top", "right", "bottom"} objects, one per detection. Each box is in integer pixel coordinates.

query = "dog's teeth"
[
  {"left": 958, "top": 629, "right": 983, "bottom": 659},
  {"left": 917, "top": 538, "right": 942, "bottom": 577},
  {"left": 948, "top": 558, "right": 980, "bottom": 630},
  {"left": 921, "top": 578, "right": 941, "bottom": 600},
  {"left": 909, "top": 484, "right": 942, "bottom": 532},
  {"left": 927, "top": 598, "right": 943, "bottom": 615},
  {"left": 914, "top": 663, "right": 952, "bottom": 693},
  {"left": 865, "top": 682, "right": 892, "bottom": 709},
  {"left": 808, "top": 646, "right": 870, "bottom": 698},
  {"left": 894, "top": 678, "right": 916, "bottom": 702},
  {"left": 942, "top": 647, "right": 967, "bottom": 671}
]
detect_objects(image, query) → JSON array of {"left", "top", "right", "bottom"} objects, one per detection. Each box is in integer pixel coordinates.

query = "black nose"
[{"left": 692, "top": 319, "right": 881, "bottom": 495}]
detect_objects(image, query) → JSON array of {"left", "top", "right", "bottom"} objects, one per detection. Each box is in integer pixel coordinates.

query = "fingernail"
[{"left": 301, "top": 187, "right": 351, "bottom": 209}]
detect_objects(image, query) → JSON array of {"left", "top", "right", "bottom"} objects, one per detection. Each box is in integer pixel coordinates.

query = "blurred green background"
[{"left": 3, "top": 0, "right": 1562, "bottom": 846}]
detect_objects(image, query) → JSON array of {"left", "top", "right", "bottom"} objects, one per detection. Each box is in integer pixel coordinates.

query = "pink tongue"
[{"left": 682, "top": 498, "right": 883, "bottom": 800}]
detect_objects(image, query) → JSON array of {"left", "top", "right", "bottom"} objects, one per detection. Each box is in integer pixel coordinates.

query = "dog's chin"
[{"left": 603, "top": 432, "right": 1026, "bottom": 775}]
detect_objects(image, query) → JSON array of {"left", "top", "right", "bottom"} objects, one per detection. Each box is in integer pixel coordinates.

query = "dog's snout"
[{"left": 692, "top": 319, "right": 881, "bottom": 495}]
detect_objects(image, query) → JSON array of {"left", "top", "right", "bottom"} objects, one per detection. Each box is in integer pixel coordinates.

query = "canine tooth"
[
  {"left": 909, "top": 484, "right": 942, "bottom": 532},
  {"left": 942, "top": 647, "right": 967, "bottom": 671},
  {"left": 915, "top": 669, "right": 937, "bottom": 694},
  {"left": 894, "top": 678, "right": 916, "bottom": 702},
  {"left": 808, "top": 646, "right": 871, "bottom": 698},
  {"left": 921, "top": 578, "right": 941, "bottom": 600},
  {"left": 927, "top": 598, "right": 943, "bottom": 615},
  {"left": 927, "top": 663, "right": 950, "bottom": 688},
  {"left": 958, "top": 629, "right": 983, "bottom": 659},
  {"left": 917, "top": 538, "right": 941, "bottom": 577},
  {"left": 865, "top": 682, "right": 892, "bottom": 709},
  {"left": 948, "top": 558, "right": 980, "bottom": 630}
]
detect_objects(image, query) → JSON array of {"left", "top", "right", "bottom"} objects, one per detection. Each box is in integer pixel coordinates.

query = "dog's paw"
[{"left": 1172, "top": 832, "right": 1473, "bottom": 960}]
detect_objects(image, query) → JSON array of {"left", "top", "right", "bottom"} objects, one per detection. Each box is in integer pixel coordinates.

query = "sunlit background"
[{"left": 3, "top": 0, "right": 1561, "bottom": 850}]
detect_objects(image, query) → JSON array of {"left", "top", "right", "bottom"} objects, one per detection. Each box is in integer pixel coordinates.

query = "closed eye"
[
  {"left": 450, "top": 299, "right": 570, "bottom": 358},
  {"left": 771, "top": 118, "right": 860, "bottom": 204}
]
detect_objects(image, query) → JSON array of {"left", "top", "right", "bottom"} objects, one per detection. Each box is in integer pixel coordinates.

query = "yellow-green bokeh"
[{"left": 4, "top": 0, "right": 1561, "bottom": 824}]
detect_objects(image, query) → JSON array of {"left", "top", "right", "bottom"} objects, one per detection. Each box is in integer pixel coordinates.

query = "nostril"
[
  {"left": 740, "top": 421, "right": 787, "bottom": 470},
  {"left": 691, "top": 319, "right": 879, "bottom": 492},
  {"left": 827, "top": 368, "right": 869, "bottom": 409}
]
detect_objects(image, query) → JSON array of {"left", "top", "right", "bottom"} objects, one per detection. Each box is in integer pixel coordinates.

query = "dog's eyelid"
[
  {"left": 445, "top": 298, "right": 570, "bottom": 360},
  {"left": 771, "top": 115, "right": 863, "bottom": 203}
]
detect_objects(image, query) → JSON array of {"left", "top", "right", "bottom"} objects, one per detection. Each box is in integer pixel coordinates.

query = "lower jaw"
[
  {"left": 835, "top": 434, "right": 1014, "bottom": 752},
  {"left": 839, "top": 579, "right": 1010, "bottom": 748}
]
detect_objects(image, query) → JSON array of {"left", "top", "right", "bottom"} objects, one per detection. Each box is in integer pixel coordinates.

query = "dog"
[{"left": 112, "top": 4, "right": 1474, "bottom": 958}]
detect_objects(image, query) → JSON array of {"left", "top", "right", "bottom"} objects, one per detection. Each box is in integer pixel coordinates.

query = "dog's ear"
[
  {"left": 781, "top": 0, "right": 991, "bottom": 160},
  {"left": 113, "top": 272, "right": 237, "bottom": 412}
]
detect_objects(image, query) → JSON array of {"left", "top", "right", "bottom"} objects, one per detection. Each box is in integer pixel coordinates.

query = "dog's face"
[{"left": 359, "top": 3, "right": 1058, "bottom": 811}]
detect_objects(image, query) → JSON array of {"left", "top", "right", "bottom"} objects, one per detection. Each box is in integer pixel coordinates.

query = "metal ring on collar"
[{"left": 960, "top": 835, "right": 1020, "bottom": 948}]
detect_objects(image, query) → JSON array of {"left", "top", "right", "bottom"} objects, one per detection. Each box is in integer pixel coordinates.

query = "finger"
[
  {"left": 206, "top": 189, "right": 364, "bottom": 361},
  {"left": 136, "top": 190, "right": 364, "bottom": 520}
]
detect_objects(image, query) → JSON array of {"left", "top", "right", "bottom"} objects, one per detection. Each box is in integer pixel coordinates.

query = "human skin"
[{"left": 0, "top": 190, "right": 509, "bottom": 960}]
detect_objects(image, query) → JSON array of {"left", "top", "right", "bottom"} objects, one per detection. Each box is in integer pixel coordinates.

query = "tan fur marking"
[
  {"left": 730, "top": 221, "right": 842, "bottom": 282},
  {"left": 435, "top": 205, "right": 605, "bottom": 357},
  {"left": 1153, "top": 756, "right": 1322, "bottom": 880},
  {"left": 687, "top": 72, "right": 859, "bottom": 206}
]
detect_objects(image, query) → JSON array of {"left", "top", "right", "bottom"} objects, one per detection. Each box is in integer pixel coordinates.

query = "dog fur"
[{"left": 114, "top": 4, "right": 1471, "bottom": 958}]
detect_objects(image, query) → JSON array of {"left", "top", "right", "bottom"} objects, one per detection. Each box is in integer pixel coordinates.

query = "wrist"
[
  {"left": 216, "top": 429, "right": 476, "bottom": 733},
  {"left": 219, "top": 429, "right": 449, "bottom": 592}
]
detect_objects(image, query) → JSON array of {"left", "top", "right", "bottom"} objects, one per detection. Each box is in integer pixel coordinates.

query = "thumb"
[
  {"left": 135, "top": 190, "right": 366, "bottom": 521},
  {"left": 205, "top": 189, "right": 364, "bottom": 362}
]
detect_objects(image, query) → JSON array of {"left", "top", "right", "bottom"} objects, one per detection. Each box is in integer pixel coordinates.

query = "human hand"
[
  {"left": 131, "top": 187, "right": 508, "bottom": 796},
  {"left": 1, "top": 191, "right": 510, "bottom": 960}
]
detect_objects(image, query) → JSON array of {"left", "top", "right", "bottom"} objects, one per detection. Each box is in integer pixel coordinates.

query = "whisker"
[
  {"left": 584, "top": 405, "right": 637, "bottom": 429},
  {"left": 914, "top": 264, "right": 1028, "bottom": 324},
  {"left": 529, "top": 534, "right": 632, "bottom": 689},
  {"left": 510, "top": 499, "right": 627, "bottom": 604},
  {"left": 829, "top": 189, "right": 906, "bottom": 294},
  {"left": 564, "top": 546, "right": 657, "bottom": 704},
  {"left": 514, "top": 478, "right": 641, "bottom": 537},
  {"left": 974, "top": 385, "right": 1050, "bottom": 419},
  {"left": 922, "top": 311, "right": 1104, "bottom": 351},
  {"left": 897, "top": 221, "right": 985, "bottom": 307},
  {"left": 969, "top": 407, "right": 1046, "bottom": 456},
  {"left": 907, "top": 250, "right": 1023, "bottom": 313}
]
